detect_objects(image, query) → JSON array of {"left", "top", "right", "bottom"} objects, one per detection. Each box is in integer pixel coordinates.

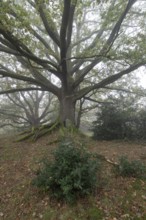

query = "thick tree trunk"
[{"left": 59, "top": 96, "right": 76, "bottom": 127}]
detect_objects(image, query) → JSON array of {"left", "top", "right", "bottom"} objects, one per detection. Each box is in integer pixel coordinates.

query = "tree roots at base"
[{"left": 16, "top": 120, "right": 60, "bottom": 142}]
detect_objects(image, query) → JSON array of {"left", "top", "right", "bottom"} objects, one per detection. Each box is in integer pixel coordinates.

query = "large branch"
[
  {"left": 0, "top": 87, "right": 42, "bottom": 95},
  {"left": 32, "top": 29, "right": 59, "bottom": 63},
  {"left": 0, "top": 63, "right": 60, "bottom": 96},
  {"left": 0, "top": 43, "right": 55, "bottom": 72},
  {"left": 73, "top": 58, "right": 101, "bottom": 88},
  {"left": 0, "top": 44, "right": 20, "bottom": 56},
  {"left": 0, "top": 70, "right": 41, "bottom": 84},
  {"left": 5, "top": 6, "right": 59, "bottom": 67},
  {"left": 14, "top": 55, "right": 60, "bottom": 80},
  {"left": 0, "top": 69, "right": 59, "bottom": 96},
  {"left": 0, "top": 28, "right": 60, "bottom": 75},
  {"left": 25, "top": 28, "right": 59, "bottom": 67},
  {"left": 60, "top": 0, "right": 71, "bottom": 74},
  {"left": 27, "top": 63, "right": 60, "bottom": 96},
  {"left": 35, "top": 0, "right": 60, "bottom": 47},
  {"left": 105, "top": 0, "right": 137, "bottom": 48},
  {"left": 73, "top": 0, "right": 137, "bottom": 88},
  {"left": 70, "top": 1, "right": 116, "bottom": 74},
  {"left": 70, "top": 28, "right": 105, "bottom": 75},
  {"left": 85, "top": 3, "right": 137, "bottom": 68},
  {"left": 66, "top": 0, "right": 77, "bottom": 48},
  {"left": 74, "top": 62, "right": 145, "bottom": 100},
  {"left": 77, "top": 28, "right": 105, "bottom": 59},
  {"left": 0, "top": 36, "right": 16, "bottom": 50}
]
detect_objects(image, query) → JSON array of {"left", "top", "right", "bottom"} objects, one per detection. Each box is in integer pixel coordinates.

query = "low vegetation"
[
  {"left": 115, "top": 156, "right": 146, "bottom": 179},
  {"left": 0, "top": 133, "right": 146, "bottom": 219},
  {"left": 33, "top": 140, "right": 102, "bottom": 203},
  {"left": 92, "top": 101, "right": 146, "bottom": 141}
]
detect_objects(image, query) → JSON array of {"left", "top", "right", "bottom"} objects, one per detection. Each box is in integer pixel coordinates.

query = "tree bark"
[{"left": 59, "top": 96, "right": 76, "bottom": 127}]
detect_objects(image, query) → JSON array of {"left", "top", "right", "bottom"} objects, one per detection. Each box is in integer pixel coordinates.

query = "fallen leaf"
[
  {"left": 121, "top": 214, "right": 130, "bottom": 218},
  {"left": 142, "top": 195, "right": 146, "bottom": 200},
  {"left": 0, "top": 212, "right": 4, "bottom": 217}
]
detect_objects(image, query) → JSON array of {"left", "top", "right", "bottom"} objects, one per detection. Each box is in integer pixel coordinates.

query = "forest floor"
[{"left": 0, "top": 132, "right": 146, "bottom": 220}]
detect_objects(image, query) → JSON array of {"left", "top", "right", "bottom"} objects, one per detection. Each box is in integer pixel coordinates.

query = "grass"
[{"left": 0, "top": 132, "right": 146, "bottom": 219}]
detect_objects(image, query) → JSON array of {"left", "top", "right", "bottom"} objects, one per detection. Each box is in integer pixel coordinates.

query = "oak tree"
[
  {"left": 0, "top": 90, "right": 56, "bottom": 129},
  {"left": 0, "top": 0, "right": 146, "bottom": 126}
]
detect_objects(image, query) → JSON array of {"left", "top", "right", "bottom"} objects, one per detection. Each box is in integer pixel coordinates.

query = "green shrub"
[
  {"left": 92, "top": 104, "right": 125, "bottom": 140},
  {"left": 92, "top": 99, "right": 146, "bottom": 141},
  {"left": 91, "top": 97, "right": 141, "bottom": 141},
  {"left": 116, "top": 156, "right": 146, "bottom": 179},
  {"left": 33, "top": 140, "right": 101, "bottom": 203}
]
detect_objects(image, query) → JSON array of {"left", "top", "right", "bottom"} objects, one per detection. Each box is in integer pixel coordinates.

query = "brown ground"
[{"left": 0, "top": 133, "right": 146, "bottom": 220}]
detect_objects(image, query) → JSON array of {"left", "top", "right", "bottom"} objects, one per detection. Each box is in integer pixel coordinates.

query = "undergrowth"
[
  {"left": 115, "top": 156, "right": 146, "bottom": 179},
  {"left": 32, "top": 139, "right": 102, "bottom": 203}
]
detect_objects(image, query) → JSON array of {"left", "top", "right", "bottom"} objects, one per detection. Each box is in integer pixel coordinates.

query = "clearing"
[{"left": 0, "top": 133, "right": 146, "bottom": 220}]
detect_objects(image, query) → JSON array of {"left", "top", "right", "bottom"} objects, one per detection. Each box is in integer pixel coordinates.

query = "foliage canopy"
[{"left": 0, "top": 0, "right": 146, "bottom": 125}]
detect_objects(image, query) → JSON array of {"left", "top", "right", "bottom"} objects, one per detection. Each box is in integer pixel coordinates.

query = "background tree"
[
  {"left": 76, "top": 72, "right": 142, "bottom": 131},
  {"left": 0, "top": 0, "right": 146, "bottom": 128},
  {"left": 0, "top": 90, "right": 57, "bottom": 130},
  {"left": 92, "top": 92, "right": 146, "bottom": 140}
]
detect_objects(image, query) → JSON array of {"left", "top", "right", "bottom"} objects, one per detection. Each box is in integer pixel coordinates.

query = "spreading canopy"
[{"left": 0, "top": 0, "right": 146, "bottom": 125}]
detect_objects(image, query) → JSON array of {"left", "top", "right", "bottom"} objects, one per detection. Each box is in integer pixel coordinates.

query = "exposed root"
[{"left": 16, "top": 120, "right": 60, "bottom": 142}]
